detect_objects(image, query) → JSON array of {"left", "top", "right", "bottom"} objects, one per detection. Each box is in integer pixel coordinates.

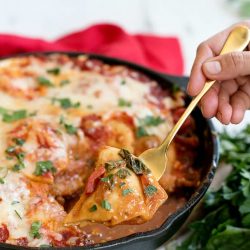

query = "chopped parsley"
[
  {"left": 136, "top": 115, "right": 164, "bottom": 138},
  {"left": 14, "top": 210, "right": 22, "bottom": 220},
  {"left": 60, "top": 79, "right": 70, "bottom": 86},
  {"left": 122, "top": 188, "right": 133, "bottom": 196},
  {"left": 37, "top": 76, "right": 54, "bottom": 87},
  {"left": 104, "top": 160, "right": 125, "bottom": 172},
  {"left": 52, "top": 97, "right": 80, "bottom": 109},
  {"left": 11, "top": 152, "right": 25, "bottom": 172},
  {"left": 101, "top": 200, "right": 111, "bottom": 211},
  {"left": 0, "top": 178, "right": 4, "bottom": 184},
  {"left": 5, "top": 146, "right": 16, "bottom": 154},
  {"left": 34, "top": 161, "right": 56, "bottom": 176},
  {"left": 119, "top": 149, "right": 151, "bottom": 175},
  {"left": 12, "top": 163, "right": 24, "bottom": 172},
  {"left": 30, "top": 221, "right": 42, "bottom": 239},
  {"left": 144, "top": 185, "right": 158, "bottom": 196},
  {"left": 47, "top": 67, "right": 60, "bottom": 75},
  {"left": 11, "top": 201, "right": 20, "bottom": 205},
  {"left": 116, "top": 168, "right": 131, "bottom": 179},
  {"left": 59, "top": 116, "right": 77, "bottom": 135},
  {"left": 121, "top": 79, "right": 126, "bottom": 85},
  {"left": 118, "top": 98, "right": 132, "bottom": 107},
  {"left": 101, "top": 174, "right": 114, "bottom": 189},
  {"left": 13, "top": 138, "right": 25, "bottom": 146},
  {"left": 2, "top": 110, "right": 27, "bottom": 123},
  {"left": 136, "top": 126, "right": 149, "bottom": 138},
  {"left": 119, "top": 182, "right": 126, "bottom": 187},
  {"left": 89, "top": 204, "right": 97, "bottom": 212},
  {"left": 139, "top": 115, "right": 165, "bottom": 127}
]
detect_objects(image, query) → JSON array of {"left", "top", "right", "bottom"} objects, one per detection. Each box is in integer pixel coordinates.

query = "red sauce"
[
  {"left": 16, "top": 237, "right": 28, "bottom": 246},
  {"left": 0, "top": 224, "right": 9, "bottom": 243}
]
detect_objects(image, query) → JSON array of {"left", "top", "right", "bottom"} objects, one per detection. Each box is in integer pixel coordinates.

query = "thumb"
[{"left": 202, "top": 51, "right": 250, "bottom": 80}]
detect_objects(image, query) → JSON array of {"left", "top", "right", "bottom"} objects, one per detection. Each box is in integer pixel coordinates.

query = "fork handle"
[{"left": 159, "top": 80, "right": 215, "bottom": 152}]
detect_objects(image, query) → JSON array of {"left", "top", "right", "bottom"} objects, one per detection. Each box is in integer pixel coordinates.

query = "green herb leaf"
[
  {"left": 116, "top": 168, "right": 131, "bottom": 179},
  {"left": 121, "top": 79, "right": 126, "bottom": 85},
  {"left": 101, "top": 200, "right": 111, "bottom": 211},
  {"left": 122, "top": 188, "right": 133, "bottom": 196},
  {"left": 47, "top": 67, "right": 60, "bottom": 75},
  {"left": 12, "top": 164, "right": 24, "bottom": 172},
  {"left": 34, "top": 161, "right": 56, "bottom": 176},
  {"left": 30, "top": 221, "right": 42, "bottom": 239},
  {"left": 13, "top": 138, "right": 25, "bottom": 146},
  {"left": 37, "top": 76, "right": 54, "bottom": 87},
  {"left": 144, "top": 185, "right": 157, "bottom": 196},
  {"left": 89, "top": 204, "right": 97, "bottom": 212},
  {"left": 0, "top": 178, "right": 4, "bottom": 184},
  {"left": 119, "top": 182, "right": 126, "bottom": 187},
  {"left": 14, "top": 210, "right": 22, "bottom": 220},
  {"left": 2, "top": 110, "right": 27, "bottom": 123},
  {"left": 119, "top": 149, "right": 151, "bottom": 175},
  {"left": 11, "top": 201, "right": 20, "bottom": 205},
  {"left": 136, "top": 126, "right": 149, "bottom": 138},
  {"left": 5, "top": 146, "right": 16, "bottom": 154},
  {"left": 59, "top": 116, "right": 78, "bottom": 135},
  {"left": 118, "top": 98, "right": 132, "bottom": 107},
  {"left": 52, "top": 97, "right": 80, "bottom": 109},
  {"left": 139, "top": 115, "right": 165, "bottom": 127},
  {"left": 60, "top": 79, "right": 70, "bottom": 86}
]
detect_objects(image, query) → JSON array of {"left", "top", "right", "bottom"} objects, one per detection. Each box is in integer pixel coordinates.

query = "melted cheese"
[{"left": 0, "top": 54, "right": 183, "bottom": 247}]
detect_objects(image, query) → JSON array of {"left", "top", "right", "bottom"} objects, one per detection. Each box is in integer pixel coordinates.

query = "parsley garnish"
[
  {"left": 60, "top": 79, "right": 70, "bottom": 86},
  {"left": 13, "top": 138, "right": 25, "bottom": 146},
  {"left": 101, "top": 174, "right": 114, "bottom": 189},
  {"left": 116, "top": 168, "right": 131, "bottom": 179},
  {"left": 118, "top": 98, "right": 132, "bottom": 107},
  {"left": 172, "top": 83, "right": 180, "bottom": 94},
  {"left": 14, "top": 210, "right": 22, "bottom": 220},
  {"left": 89, "top": 204, "right": 97, "bottom": 212},
  {"left": 144, "top": 185, "right": 158, "bottom": 196},
  {"left": 119, "top": 149, "right": 151, "bottom": 175},
  {"left": 30, "top": 221, "right": 42, "bottom": 239},
  {"left": 59, "top": 116, "right": 77, "bottom": 135},
  {"left": 37, "top": 76, "right": 54, "bottom": 87},
  {"left": 122, "top": 188, "right": 133, "bottom": 196},
  {"left": 5, "top": 146, "right": 16, "bottom": 154},
  {"left": 2, "top": 110, "right": 27, "bottom": 123},
  {"left": 121, "top": 79, "right": 126, "bottom": 85},
  {"left": 101, "top": 200, "right": 111, "bottom": 211},
  {"left": 52, "top": 97, "right": 80, "bottom": 109},
  {"left": 136, "top": 126, "right": 149, "bottom": 138},
  {"left": 11, "top": 152, "right": 25, "bottom": 172},
  {"left": 11, "top": 201, "right": 20, "bottom": 205},
  {"left": 47, "top": 67, "right": 60, "bottom": 75},
  {"left": 119, "top": 182, "right": 126, "bottom": 187},
  {"left": 0, "top": 178, "right": 4, "bottom": 184},
  {"left": 139, "top": 115, "right": 165, "bottom": 126},
  {"left": 34, "top": 161, "right": 56, "bottom": 176},
  {"left": 178, "top": 125, "right": 250, "bottom": 250}
]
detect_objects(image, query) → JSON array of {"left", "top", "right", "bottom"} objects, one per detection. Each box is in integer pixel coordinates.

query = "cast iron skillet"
[{"left": 0, "top": 52, "right": 219, "bottom": 250}]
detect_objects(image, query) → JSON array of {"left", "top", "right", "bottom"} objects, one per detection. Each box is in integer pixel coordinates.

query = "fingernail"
[{"left": 204, "top": 61, "right": 222, "bottom": 74}]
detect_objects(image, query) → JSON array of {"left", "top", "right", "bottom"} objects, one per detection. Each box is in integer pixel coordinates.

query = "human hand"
[{"left": 187, "top": 22, "right": 250, "bottom": 124}]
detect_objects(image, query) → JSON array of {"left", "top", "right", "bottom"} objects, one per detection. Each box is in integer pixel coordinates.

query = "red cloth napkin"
[{"left": 0, "top": 23, "right": 183, "bottom": 75}]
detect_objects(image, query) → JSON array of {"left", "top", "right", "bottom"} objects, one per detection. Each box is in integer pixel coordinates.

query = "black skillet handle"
[{"left": 159, "top": 73, "right": 189, "bottom": 91}]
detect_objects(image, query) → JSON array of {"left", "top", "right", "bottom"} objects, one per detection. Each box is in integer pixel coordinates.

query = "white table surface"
[{"left": 0, "top": 0, "right": 249, "bottom": 248}]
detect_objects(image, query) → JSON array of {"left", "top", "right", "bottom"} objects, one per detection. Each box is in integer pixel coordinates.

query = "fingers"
[
  {"left": 202, "top": 51, "right": 250, "bottom": 80},
  {"left": 187, "top": 21, "right": 250, "bottom": 97},
  {"left": 200, "top": 81, "right": 220, "bottom": 118},
  {"left": 231, "top": 81, "right": 250, "bottom": 123}
]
